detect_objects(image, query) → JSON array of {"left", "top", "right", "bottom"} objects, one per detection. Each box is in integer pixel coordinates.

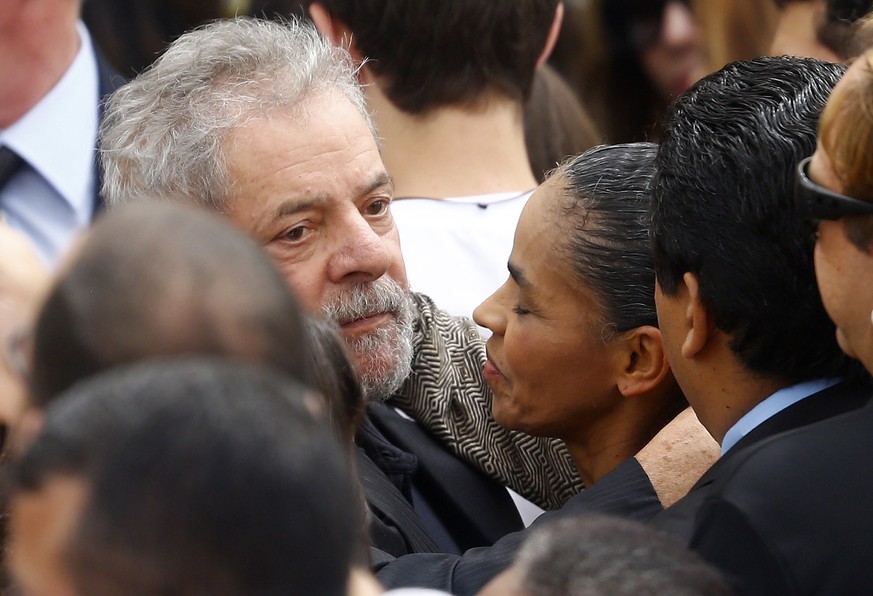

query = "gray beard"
[{"left": 320, "top": 278, "right": 416, "bottom": 402}]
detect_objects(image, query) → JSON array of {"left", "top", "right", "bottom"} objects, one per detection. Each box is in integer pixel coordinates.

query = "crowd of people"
[{"left": 2, "top": 0, "right": 873, "bottom": 594}]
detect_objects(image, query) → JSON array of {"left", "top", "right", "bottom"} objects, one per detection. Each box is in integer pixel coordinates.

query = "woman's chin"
[
  {"left": 491, "top": 398, "right": 524, "bottom": 431},
  {"left": 491, "top": 400, "right": 549, "bottom": 436}
]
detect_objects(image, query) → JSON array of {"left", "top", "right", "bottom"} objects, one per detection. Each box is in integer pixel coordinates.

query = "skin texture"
[
  {"left": 221, "top": 93, "right": 410, "bottom": 385},
  {"left": 654, "top": 274, "right": 783, "bottom": 445},
  {"left": 8, "top": 475, "right": 88, "bottom": 596}
]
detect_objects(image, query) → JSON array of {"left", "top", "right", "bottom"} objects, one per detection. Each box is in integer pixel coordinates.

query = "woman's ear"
[{"left": 616, "top": 325, "right": 671, "bottom": 398}]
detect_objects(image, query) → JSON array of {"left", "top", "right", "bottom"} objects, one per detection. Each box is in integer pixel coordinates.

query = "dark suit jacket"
[
  {"left": 689, "top": 394, "right": 873, "bottom": 595},
  {"left": 357, "top": 403, "right": 525, "bottom": 560},
  {"left": 649, "top": 380, "right": 871, "bottom": 543},
  {"left": 375, "top": 457, "right": 663, "bottom": 595}
]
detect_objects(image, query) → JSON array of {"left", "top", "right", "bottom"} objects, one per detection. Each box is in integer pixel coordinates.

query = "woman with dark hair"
[
  {"left": 377, "top": 143, "right": 718, "bottom": 594},
  {"left": 474, "top": 143, "right": 688, "bottom": 486},
  {"left": 375, "top": 143, "right": 715, "bottom": 594}
]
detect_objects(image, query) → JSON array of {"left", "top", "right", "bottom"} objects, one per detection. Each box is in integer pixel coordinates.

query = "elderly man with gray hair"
[{"left": 99, "top": 16, "right": 587, "bottom": 560}]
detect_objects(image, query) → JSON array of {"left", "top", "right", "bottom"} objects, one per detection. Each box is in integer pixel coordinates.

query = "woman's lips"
[{"left": 483, "top": 358, "right": 505, "bottom": 382}]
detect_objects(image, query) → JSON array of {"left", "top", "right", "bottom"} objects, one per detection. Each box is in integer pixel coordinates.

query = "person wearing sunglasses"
[{"left": 801, "top": 47, "right": 873, "bottom": 372}]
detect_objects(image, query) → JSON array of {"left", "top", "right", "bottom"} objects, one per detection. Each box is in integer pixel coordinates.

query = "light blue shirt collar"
[
  {"left": 0, "top": 22, "right": 99, "bottom": 265},
  {"left": 721, "top": 378, "right": 841, "bottom": 455},
  {"left": 2, "top": 21, "right": 98, "bottom": 216}
]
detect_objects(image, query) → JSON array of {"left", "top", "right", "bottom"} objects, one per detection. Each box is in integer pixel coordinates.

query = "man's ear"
[
  {"left": 537, "top": 2, "right": 564, "bottom": 68},
  {"left": 308, "top": 3, "right": 364, "bottom": 63},
  {"left": 616, "top": 325, "right": 671, "bottom": 398},
  {"left": 680, "top": 272, "right": 713, "bottom": 359}
]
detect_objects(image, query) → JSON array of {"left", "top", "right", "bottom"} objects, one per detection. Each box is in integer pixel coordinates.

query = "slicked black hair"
[{"left": 651, "top": 56, "right": 861, "bottom": 382}]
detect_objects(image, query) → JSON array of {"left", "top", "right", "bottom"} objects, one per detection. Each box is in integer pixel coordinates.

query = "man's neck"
[
  {"left": 681, "top": 347, "right": 786, "bottom": 446},
  {"left": 770, "top": 0, "right": 841, "bottom": 63},
  {"left": 367, "top": 86, "right": 537, "bottom": 199},
  {"left": 0, "top": 5, "right": 81, "bottom": 128}
]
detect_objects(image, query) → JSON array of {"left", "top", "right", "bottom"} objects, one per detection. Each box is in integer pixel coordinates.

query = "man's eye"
[
  {"left": 365, "top": 199, "right": 389, "bottom": 216},
  {"left": 283, "top": 226, "right": 306, "bottom": 242}
]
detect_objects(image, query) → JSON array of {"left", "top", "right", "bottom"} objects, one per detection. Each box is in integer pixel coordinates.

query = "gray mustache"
[{"left": 320, "top": 278, "right": 407, "bottom": 326}]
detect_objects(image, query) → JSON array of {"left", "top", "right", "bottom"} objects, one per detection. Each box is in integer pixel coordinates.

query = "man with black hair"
[
  {"left": 648, "top": 56, "right": 871, "bottom": 542},
  {"left": 7, "top": 359, "right": 361, "bottom": 596},
  {"left": 305, "top": 0, "right": 564, "bottom": 323},
  {"left": 677, "top": 42, "right": 873, "bottom": 595}
]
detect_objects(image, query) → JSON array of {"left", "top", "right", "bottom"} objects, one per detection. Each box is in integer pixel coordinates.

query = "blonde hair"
[
  {"left": 819, "top": 20, "right": 873, "bottom": 248},
  {"left": 819, "top": 49, "right": 873, "bottom": 202}
]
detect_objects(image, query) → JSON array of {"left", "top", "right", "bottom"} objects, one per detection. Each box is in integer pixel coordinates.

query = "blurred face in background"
[
  {"left": 605, "top": 0, "right": 707, "bottom": 99},
  {"left": 639, "top": 0, "right": 707, "bottom": 98}
]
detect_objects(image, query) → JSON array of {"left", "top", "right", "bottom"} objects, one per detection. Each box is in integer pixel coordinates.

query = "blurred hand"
[{"left": 0, "top": 223, "right": 51, "bottom": 426}]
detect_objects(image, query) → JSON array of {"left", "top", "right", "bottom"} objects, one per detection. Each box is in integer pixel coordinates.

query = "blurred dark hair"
[
  {"left": 551, "top": 0, "right": 673, "bottom": 143},
  {"left": 820, "top": 0, "right": 873, "bottom": 59},
  {"left": 29, "top": 202, "right": 314, "bottom": 409},
  {"left": 524, "top": 65, "right": 601, "bottom": 183},
  {"left": 304, "top": 0, "right": 560, "bottom": 114},
  {"left": 12, "top": 359, "right": 360, "bottom": 596},
  {"left": 304, "top": 315, "right": 365, "bottom": 445},
  {"left": 514, "top": 515, "right": 730, "bottom": 595}
]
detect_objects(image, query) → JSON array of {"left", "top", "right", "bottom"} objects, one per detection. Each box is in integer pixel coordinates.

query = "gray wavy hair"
[{"left": 99, "top": 17, "right": 371, "bottom": 209}]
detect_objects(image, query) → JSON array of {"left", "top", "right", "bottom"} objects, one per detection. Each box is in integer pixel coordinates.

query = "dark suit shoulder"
[
  {"left": 690, "top": 401, "right": 873, "bottom": 595},
  {"left": 376, "top": 457, "right": 663, "bottom": 596},
  {"left": 651, "top": 380, "right": 872, "bottom": 546}
]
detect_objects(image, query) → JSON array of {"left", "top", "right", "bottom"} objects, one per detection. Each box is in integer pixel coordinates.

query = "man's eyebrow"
[
  {"left": 267, "top": 172, "right": 394, "bottom": 222},
  {"left": 270, "top": 195, "right": 330, "bottom": 221},
  {"left": 507, "top": 261, "right": 529, "bottom": 289},
  {"left": 363, "top": 171, "right": 394, "bottom": 197}
]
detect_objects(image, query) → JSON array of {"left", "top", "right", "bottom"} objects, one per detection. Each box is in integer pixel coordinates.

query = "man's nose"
[{"left": 327, "top": 213, "right": 393, "bottom": 285}]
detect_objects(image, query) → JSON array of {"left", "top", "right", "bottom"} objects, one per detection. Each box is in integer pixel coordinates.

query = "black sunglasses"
[{"left": 795, "top": 156, "right": 873, "bottom": 222}]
